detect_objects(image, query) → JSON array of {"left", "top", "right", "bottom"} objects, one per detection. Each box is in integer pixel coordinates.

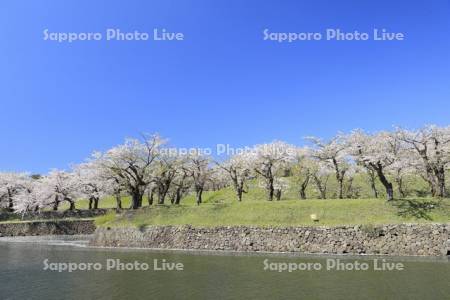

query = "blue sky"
[{"left": 1, "top": 0, "right": 449, "bottom": 173}]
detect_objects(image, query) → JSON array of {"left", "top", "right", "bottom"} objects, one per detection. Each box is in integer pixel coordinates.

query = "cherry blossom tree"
[
  {"left": 349, "top": 130, "right": 399, "bottom": 201},
  {"left": 310, "top": 160, "right": 332, "bottom": 199},
  {"left": 396, "top": 125, "right": 450, "bottom": 198},
  {"left": 152, "top": 154, "right": 181, "bottom": 205},
  {"left": 273, "top": 177, "right": 289, "bottom": 201},
  {"left": 73, "top": 162, "right": 113, "bottom": 209},
  {"left": 12, "top": 177, "right": 46, "bottom": 214},
  {"left": 342, "top": 164, "right": 362, "bottom": 199},
  {"left": 95, "top": 134, "right": 165, "bottom": 209},
  {"left": 209, "top": 166, "right": 229, "bottom": 191},
  {"left": 41, "top": 170, "right": 80, "bottom": 210},
  {"left": 387, "top": 151, "right": 415, "bottom": 198},
  {"left": 342, "top": 165, "right": 355, "bottom": 198},
  {"left": 0, "top": 172, "right": 29, "bottom": 211},
  {"left": 185, "top": 152, "right": 212, "bottom": 205},
  {"left": 215, "top": 151, "right": 252, "bottom": 202},
  {"left": 168, "top": 168, "right": 191, "bottom": 205},
  {"left": 88, "top": 158, "right": 125, "bottom": 209},
  {"left": 306, "top": 134, "right": 350, "bottom": 199},
  {"left": 6, "top": 125, "right": 450, "bottom": 213},
  {"left": 146, "top": 182, "right": 157, "bottom": 206},
  {"left": 249, "top": 141, "right": 296, "bottom": 201},
  {"left": 365, "top": 168, "right": 379, "bottom": 198},
  {"left": 291, "top": 147, "right": 314, "bottom": 200}
]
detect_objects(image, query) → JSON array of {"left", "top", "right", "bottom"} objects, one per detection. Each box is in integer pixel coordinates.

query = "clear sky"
[{"left": 1, "top": 0, "right": 449, "bottom": 173}]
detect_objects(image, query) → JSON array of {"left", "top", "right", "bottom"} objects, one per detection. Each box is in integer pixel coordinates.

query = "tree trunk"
[
  {"left": 313, "top": 176, "right": 327, "bottom": 199},
  {"left": 396, "top": 177, "right": 406, "bottom": 198},
  {"left": 66, "top": 197, "right": 75, "bottom": 210},
  {"left": 231, "top": 176, "right": 244, "bottom": 202},
  {"left": 236, "top": 189, "right": 243, "bottom": 202},
  {"left": 275, "top": 189, "right": 282, "bottom": 201},
  {"left": 386, "top": 185, "right": 394, "bottom": 201},
  {"left": 370, "top": 181, "right": 378, "bottom": 198},
  {"left": 235, "top": 179, "right": 244, "bottom": 202},
  {"left": 266, "top": 178, "right": 274, "bottom": 201},
  {"left": 148, "top": 188, "right": 154, "bottom": 206},
  {"left": 430, "top": 181, "right": 437, "bottom": 197},
  {"left": 8, "top": 198, "right": 14, "bottom": 211},
  {"left": 345, "top": 177, "right": 354, "bottom": 198},
  {"left": 435, "top": 166, "right": 446, "bottom": 198},
  {"left": 53, "top": 195, "right": 60, "bottom": 211},
  {"left": 131, "top": 190, "right": 143, "bottom": 209},
  {"left": 372, "top": 163, "right": 394, "bottom": 201},
  {"left": 158, "top": 188, "right": 168, "bottom": 205},
  {"left": 319, "top": 189, "right": 326, "bottom": 199},
  {"left": 430, "top": 182, "right": 437, "bottom": 197},
  {"left": 174, "top": 188, "right": 182, "bottom": 205},
  {"left": 115, "top": 193, "right": 122, "bottom": 209},
  {"left": 299, "top": 188, "right": 306, "bottom": 199},
  {"left": 157, "top": 176, "right": 174, "bottom": 205},
  {"left": 418, "top": 149, "right": 439, "bottom": 197},
  {"left": 298, "top": 176, "right": 309, "bottom": 200},
  {"left": 367, "top": 169, "right": 378, "bottom": 198},
  {"left": 333, "top": 159, "right": 345, "bottom": 199},
  {"left": 337, "top": 178, "right": 344, "bottom": 199},
  {"left": 196, "top": 189, "right": 203, "bottom": 205},
  {"left": 88, "top": 196, "right": 99, "bottom": 210},
  {"left": 267, "top": 187, "right": 274, "bottom": 201},
  {"left": 7, "top": 189, "right": 13, "bottom": 211}
]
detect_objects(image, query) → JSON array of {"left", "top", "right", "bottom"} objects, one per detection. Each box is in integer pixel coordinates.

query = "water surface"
[{"left": 0, "top": 236, "right": 449, "bottom": 300}]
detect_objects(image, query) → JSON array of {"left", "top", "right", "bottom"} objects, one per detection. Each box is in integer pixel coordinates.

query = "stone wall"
[
  {"left": 90, "top": 224, "right": 450, "bottom": 256},
  {"left": 0, "top": 209, "right": 109, "bottom": 222},
  {"left": 0, "top": 220, "right": 96, "bottom": 237}
]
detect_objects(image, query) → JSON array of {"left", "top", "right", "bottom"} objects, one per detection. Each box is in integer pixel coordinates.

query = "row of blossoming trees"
[{"left": 1, "top": 125, "right": 449, "bottom": 213}]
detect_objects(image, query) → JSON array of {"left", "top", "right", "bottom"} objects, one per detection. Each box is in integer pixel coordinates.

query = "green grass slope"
[{"left": 95, "top": 184, "right": 450, "bottom": 228}]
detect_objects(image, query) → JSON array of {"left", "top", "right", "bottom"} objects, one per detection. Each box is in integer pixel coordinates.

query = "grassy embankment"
[
  {"left": 8, "top": 176, "right": 447, "bottom": 227},
  {"left": 93, "top": 185, "right": 450, "bottom": 228}
]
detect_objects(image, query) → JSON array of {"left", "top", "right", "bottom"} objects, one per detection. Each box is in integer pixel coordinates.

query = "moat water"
[{"left": 0, "top": 236, "right": 449, "bottom": 299}]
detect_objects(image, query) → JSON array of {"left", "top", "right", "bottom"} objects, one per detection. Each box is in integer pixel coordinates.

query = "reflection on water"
[{"left": 0, "top": 236, "right": 449, "bottom": 300}]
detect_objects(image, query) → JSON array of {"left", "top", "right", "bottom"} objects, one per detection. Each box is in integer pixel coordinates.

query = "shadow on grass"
[
  {"left": 209, "top": 202, "right": 231, "bottom": 211},
  {"left": 391, "top": 199, "right": 441, "bottom": 220}
]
